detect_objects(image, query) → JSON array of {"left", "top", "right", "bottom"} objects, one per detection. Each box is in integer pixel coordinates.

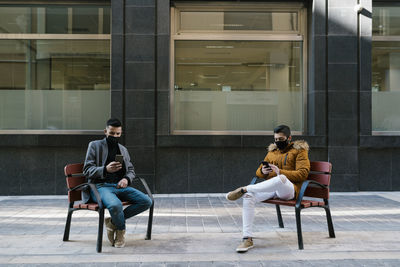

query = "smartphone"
[
  {"left": 115, "top": 154, "right": 124, "bottom": 164},
  {"left": 261, "top": 161, "right": 270, "bottom": 168}
]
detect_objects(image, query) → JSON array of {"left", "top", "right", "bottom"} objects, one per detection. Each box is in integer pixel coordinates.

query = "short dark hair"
[
  {"left": 106, "top": 118, "right": 122, "bottom": 128},
  {"left": 274, "top": 125, "right": 291, "bottom": 137}
]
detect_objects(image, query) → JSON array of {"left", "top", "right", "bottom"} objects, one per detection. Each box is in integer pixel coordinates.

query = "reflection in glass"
[
  {"left": 180, "top": 11, "right": 298, "bottom": 32},
  {"left": 0, "top": 40, "right": 110, "bottom": 130},
  {"left": 372, "top": 6, "right": 400, "bottom": 36},
  {"left": 174, "top": 40, "right": 303, "bottom": 132},
  {"left": 0, "top": 6, "right": 110, "bottom": 34},
  {"left": 372, "top": 42, "right": 400, "bottom": 131}
]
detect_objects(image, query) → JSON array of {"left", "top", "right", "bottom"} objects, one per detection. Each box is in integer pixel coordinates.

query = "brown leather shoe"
[{"left": 226, "top": 187, "right": 245, "bottom": 201}]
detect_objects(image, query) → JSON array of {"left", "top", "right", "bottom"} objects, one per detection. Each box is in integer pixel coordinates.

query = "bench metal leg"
[
  {"left": 275, "top": 205, "right": 284, "bottom": 228},
  {"left": 96, "top": 208, "right": 104, "bottom": 253},
  {"left": 325, "top": 208, "right": 335, "bottom": 238},
  {"left": 146, "top": 202, "right": 154, "bottom": 240},
  {"left": 63, "top": 209, "right": 73, "bottom": 241},
  {"left": 295, "top": 208, "right": 304, "bottom": 250}
]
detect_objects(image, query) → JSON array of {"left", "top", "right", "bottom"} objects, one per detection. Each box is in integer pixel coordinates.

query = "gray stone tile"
[
  {"left": 126, "top": 90, "right": 155, "bottom": 118},
  {"left": 157, "top": 0, "right": 170, "bottom": 35},
  {"left": 125, "top": 62, "right": 155, "bottom": 90},
  {"left": 327, "top": 146, "right": 358, "bottom": 173},
  {"left": 111, "top": 90, "right": 124, "bottom": 120},
  {"left": 156, "top": 148, "right": 189, "bottom": 193},
  {"left": 127, "top": 146, "right": 155, "bottom": 175},
  {"left": 360, "top": 36, "right": 372, "bottom": 92},
  {"left": 328, "top": 0, "right": 357, "bottom": 7},
  {"left": 125, "top": 118, "right": 155, "bottom": 146},
  {"left": 126, "top": 35, "right": 155, "bottom": 62},
  {"left": 328, "top": 92, "right": 358, "bottom": 119},
  {"left": 328, "top": 7, "right": 357, "bottom": 35},
  {"left": 359, "top": 149, "right": 392, "bottom": 191},
  {"left": 359, "top": 91, "right": 372, "bottom": 135},
  {"left": 189, "top": 148, "right": 223, "bottom": 193},
  {"left": 156, "top": 91, "right": 170, "bottom": 135},
  {"left": 222, "top": 148, "right": 265, "bottom": 191},
  {"left": 126, "top": 7, "right": 155, "bottom": 34},
  {"left": 112, "top": 34, "right": 124, "bottom": 89},
  {"left": 327, "top": 36, "right": 357, "bottom": 64},
  {"left": 111, "top": 0, "right": 124, "bottom": 35},
  {"left": 312, "top": 0, "right": 326, "bottom": 35},
  {"left": 391, "top": 149, "right": 400, "bottom": 190},
  {"left": 327, "top": 63, "right": 357, "bottom": 92},
  {"left": 157, "top": 35, "right": 170, "bottom": 91},
  {"left": 328, "top": 118, "right": 358, "bottom": 146}
]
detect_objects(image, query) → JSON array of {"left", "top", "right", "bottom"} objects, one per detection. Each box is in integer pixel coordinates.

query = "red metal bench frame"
[
  {"left": 250, "top": 161, "right": 335, "bottom": 249},
  {"left": 62, "top": 163, "right": 154, "bottom": 253}
]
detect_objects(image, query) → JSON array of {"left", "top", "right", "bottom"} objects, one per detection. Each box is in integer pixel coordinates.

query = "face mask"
[
  {"left": 275, "top": 139, "right": 288, "bottom": 150},
  {"left": 106, "top": 135, "right": 120, "bottom": 145}
]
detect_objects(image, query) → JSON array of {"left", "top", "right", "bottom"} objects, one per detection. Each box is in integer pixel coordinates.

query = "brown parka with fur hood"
[{"left": 256, "top": 140, "right": 310, "bottom": 199}]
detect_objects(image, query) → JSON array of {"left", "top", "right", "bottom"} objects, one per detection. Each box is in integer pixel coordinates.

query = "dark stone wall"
[{"left": 1, "top": 0, "right": 400, "bottom": 195}]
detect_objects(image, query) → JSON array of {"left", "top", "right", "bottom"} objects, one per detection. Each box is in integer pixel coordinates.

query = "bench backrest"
[
  {"left": 64, "top": 163, "right": 85, "bottom": 202},
  {"left": 304, "top": 161, "right": 332, "bottom": 199}
]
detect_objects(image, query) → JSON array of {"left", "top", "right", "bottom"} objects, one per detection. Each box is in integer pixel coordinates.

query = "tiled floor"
[{"left": 0, "top": 193, "right": 400, "bottom": 266}]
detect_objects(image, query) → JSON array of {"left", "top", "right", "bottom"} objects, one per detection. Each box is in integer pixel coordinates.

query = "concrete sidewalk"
[{"left": 0, "top": 192, "right": 400, "bottom": 266}]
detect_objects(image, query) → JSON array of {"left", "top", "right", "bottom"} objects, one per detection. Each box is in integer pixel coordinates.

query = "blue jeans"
[{"left": 90, "top": 183, "right": 152, "bottom": 230}]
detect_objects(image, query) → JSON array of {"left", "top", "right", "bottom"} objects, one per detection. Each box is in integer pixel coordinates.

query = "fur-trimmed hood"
[{"left": 268, "top": 140, "right": 309, "bottom": 152}]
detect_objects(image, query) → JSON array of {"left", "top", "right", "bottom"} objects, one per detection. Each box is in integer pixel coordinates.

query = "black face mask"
[
  {"left": 275, "top": 139, "right": 289, "bottom": 150},
  {"left": 106, "top": 135, "right": 120, "bottom": 146}
]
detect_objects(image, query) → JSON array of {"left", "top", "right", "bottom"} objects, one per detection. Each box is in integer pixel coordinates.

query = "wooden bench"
[
  {"left": 250, "top": 161, "right": 335, "bottom": 249},
  {"left": 62, "top": 163, "right": 154, "bottom": 253}
]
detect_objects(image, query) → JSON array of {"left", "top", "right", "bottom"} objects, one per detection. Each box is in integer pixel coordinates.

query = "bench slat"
[
  {"left": 304, "top": 186, "right": 329, "bottom": 199},
  {"left": 310, "top": 161, "right": 331, "bottom": 173},
  {"left": 307, "top": 173, "right": 331, "bottom": 186}
]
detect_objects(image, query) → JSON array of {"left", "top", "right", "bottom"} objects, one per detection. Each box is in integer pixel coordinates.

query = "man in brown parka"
[{"left": 226, "top": 125, "right": 310, "bottom": 253}]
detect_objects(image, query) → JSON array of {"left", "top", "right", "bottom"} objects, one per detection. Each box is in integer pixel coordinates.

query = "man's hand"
[
  {"left": 269, "top": 164, "right": 280, "bottom": 176},
  {"left": 117, "top": 178, "right": 128, "bottom": 188},
  {"left": 106, "top": 161, "right": 122, "bottom": 173},
  {"left": 261, "top": 165, "right": 272, "bottom": 175}
]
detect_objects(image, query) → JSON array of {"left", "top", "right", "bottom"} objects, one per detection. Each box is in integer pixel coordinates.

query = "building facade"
[{"left": 0, "top": 0, "right": 399, "bottom": 195}]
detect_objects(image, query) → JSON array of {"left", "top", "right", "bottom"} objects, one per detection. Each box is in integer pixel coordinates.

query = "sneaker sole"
[{"left": 236, "top": 245, "right": 254, "bottom": 253}]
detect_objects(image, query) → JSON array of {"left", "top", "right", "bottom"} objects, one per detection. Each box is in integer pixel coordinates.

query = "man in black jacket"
[{"left": 83, "top": 118, "right": 152, "bottom": 248}]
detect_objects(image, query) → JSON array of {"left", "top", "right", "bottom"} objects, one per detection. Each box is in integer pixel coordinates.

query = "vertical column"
[
  {"left": 327, "top": 0, "right": 359, "bottom": 191},
  {"left": 308, "top": 0, "right": 327, "bottom": 136},
  {"left": 359, "top": 0, "right": 372, "bottom": 135},
  {"left": 155, "top": 0, "right": 171, "bottom": 193},
  {"left": 124, "top": 0, "right": 156, "bottom": 191},
  {"left": 111, "top": 0, "right": 124, "bottom": 122}
]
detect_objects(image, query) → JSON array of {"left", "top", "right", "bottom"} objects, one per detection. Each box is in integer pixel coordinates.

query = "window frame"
[
  {"left": 372, "top": 3, "right": 400, "bottom": 135},
  {"left": 170, "top": 2, "right": 307, "bottom": 135},
  {"left": 0, "top": 1, "right": 111, "bottom": 134}
]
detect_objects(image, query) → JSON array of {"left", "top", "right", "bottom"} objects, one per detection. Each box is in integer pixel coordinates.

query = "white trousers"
[{"left": 242, "top": 175, "right": 295, "bottom": 238}]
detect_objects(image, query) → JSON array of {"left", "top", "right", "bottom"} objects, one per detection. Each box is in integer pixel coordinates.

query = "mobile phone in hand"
[
  {"left": 261, "top": 161, "right": 270, "bottom": 168},
  {"left": 115, "top": 154, "right": 124, "bottom": 164}
]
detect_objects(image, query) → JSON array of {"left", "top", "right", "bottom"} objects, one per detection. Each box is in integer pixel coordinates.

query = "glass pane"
[
  {"left": 373, "top": 6, "right": 400, "bottom": 36},
  {"left": 174, "top": 40, "right": 303, "bottom": 132},
  {"left": 180, "top": 11, "right": 298, "bottom": 32},
  {"left": 372, "top": 41, "right": 400, "bottom": 131},
  {"left": 0, "top": 39, "right": 110, "bottom": 130},
  {"left": 0, "top": 5, "right": 110, "bottom": 34}
]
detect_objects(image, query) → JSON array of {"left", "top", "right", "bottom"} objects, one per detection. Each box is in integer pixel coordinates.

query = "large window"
[
  {"left": 171, "top": 3, "right": 306, "bottom": 134},
  {"left": 0, "top": 2, "right": 110, "bottom": 132},
  {"left": 372, "top": 4, "right": 400, "bottom": 133}
]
